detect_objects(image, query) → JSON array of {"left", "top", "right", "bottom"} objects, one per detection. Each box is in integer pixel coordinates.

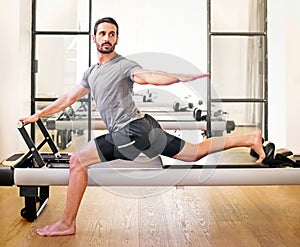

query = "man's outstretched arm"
[
  {"left": 132, "top": 69, "right": 210, "bottom": 86},
  {"left": 20, "top": 84, "right": 90, "bottom": 124}
]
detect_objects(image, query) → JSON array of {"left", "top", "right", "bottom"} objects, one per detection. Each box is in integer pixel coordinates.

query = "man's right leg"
[{"left": 37, "top": 140, "right": 102, "bottom": 237}]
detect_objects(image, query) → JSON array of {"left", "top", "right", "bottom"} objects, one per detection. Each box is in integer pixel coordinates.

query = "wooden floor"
[{"left": 0, "top": 185, "right": 300, "bottom": 247}]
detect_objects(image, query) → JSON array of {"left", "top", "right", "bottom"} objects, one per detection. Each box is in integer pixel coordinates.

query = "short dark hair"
[{"left": 93, "top": 17, "right": 119, "bottom": 36}]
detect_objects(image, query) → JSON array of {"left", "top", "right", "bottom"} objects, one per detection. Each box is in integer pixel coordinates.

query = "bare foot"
[
  {"left": 249, "top": 131, "right": 265, "bottom": 163},
  {"left": 37, "top": 220, "right": 76, "bottom": 237}
]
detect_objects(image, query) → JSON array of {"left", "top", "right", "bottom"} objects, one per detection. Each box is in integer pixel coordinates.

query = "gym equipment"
[
  {"left": 192, "top": 107, "right": 235, "bottom": 135},
  {"left": 46, "top": 107, "right": 235, "bottom": 149},
  {"left": 1, "top": 120, "right": 300, "bottom": 222}
]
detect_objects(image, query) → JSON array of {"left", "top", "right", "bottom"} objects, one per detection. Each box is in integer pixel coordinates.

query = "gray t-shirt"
[{"left": 80, "top": 54, "right": 143, "bottom": 132}]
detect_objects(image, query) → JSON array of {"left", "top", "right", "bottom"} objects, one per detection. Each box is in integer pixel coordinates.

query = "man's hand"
[{"left": 19, "top": 112, "right": 41, "bottom": 125}]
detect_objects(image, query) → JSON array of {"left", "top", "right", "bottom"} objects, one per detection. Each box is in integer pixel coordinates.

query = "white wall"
[
  {"left": 285, "top": 0, "right": 300, "bottom": 153},
  {"left": 0, "top": 0, "right": 31, "bottom": 161},
  {"left": 91, "top": 0, "right": 208, "bottom": 73},
  {"left": 268, "top": 0, "right": 286, "bottom": 149},
  {"left": 268, "top": 0, "right": 300, "bottom": 153},
  {"left": 0, "top": 0, "right": 299, "bottom": 161}
]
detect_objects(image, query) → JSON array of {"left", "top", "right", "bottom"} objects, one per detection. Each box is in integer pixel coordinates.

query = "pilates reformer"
[{"left": 0, "top": 119, "right": 300, "bottom": 222}]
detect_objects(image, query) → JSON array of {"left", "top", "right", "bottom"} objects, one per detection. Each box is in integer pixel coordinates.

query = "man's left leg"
[
  {"left": 37, "top": 140, "right": 102, "bottom": 237},
  {"left": 173, "top": 131, "right": 265, "bottom": 163}
]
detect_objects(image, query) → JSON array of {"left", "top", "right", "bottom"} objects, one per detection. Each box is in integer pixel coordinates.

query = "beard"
[{"left": 97, "top": 42, "right": 117, "bottom": 54}]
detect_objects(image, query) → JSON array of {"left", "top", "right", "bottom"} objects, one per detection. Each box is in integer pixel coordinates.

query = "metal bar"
[
  {"left": 87, "top": 0, "right": 92, "bottom": 141},
  {"left": 36, "top": 198, "right": 49, "bottom": 217},
  {"left": 34, "top": 97, "right": 89, "bottom": 102},
  {"left": 206, "top": 0, "right": 212, "bottom": 137},
  {"left": 35, "top": 139, "right": 47, "bottom": 150},
  {"left": 33, "top": 31, "right": 90, "bottom": 35},
  {"left": 210, "top": 32, "right": 266, "bottom": 36},
  {"left": 30, "top": 0, "right": 37, "bottom": 141},
  {"left": 264, "top": 0, "right": 269, "bottom": 140},
  {"left": 36, "top": 186, "right": 49, "bottom": 217},
  {"left": 36, "top": 119, "right": 60, "bottom": 157},
  {"left": 211, "top": 98, "right": 267, "bottom": 103},
  {"left": 49, "top": 119, "right": 230, "bottom": 131},
  {"left": 18, "top": 123, "right": 45, "bottom": 168}
]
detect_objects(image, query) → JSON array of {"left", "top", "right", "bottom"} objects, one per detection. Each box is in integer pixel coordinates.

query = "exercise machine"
[
  {"left": 0, "top": 120, "right": 300, "bottom": 222},
  {"left": 46, "top": 107, "right": 235, "bottom": 149}
]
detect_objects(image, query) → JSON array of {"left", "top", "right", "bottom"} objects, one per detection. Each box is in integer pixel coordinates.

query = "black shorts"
[{"left": 95, "top": 114, "right": 185, "bottom": 162}]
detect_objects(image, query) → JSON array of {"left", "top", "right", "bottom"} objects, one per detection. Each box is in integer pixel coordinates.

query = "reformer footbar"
[
  {"left": 0, "top": 120, "right": 71, "bottom": 222},
  {"left": 16, "top": 119, "right": 67, "bottom": 168},
  {"left": 0, "top": 120, "right": 300, "bottom": 222}
]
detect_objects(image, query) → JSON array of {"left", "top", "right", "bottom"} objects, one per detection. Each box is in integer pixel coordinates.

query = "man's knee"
[{"left": 69, "top": 152, "right": 83, "bottom": 171}]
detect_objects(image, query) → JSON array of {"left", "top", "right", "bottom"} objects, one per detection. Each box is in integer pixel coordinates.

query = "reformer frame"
[{"left": 1, "top": 119, "right": 300, "bottom": 222}]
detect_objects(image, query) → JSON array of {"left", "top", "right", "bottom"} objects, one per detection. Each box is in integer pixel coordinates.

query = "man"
[{"left": 20, "top": 17, "right": 265, "bottom": 236}]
